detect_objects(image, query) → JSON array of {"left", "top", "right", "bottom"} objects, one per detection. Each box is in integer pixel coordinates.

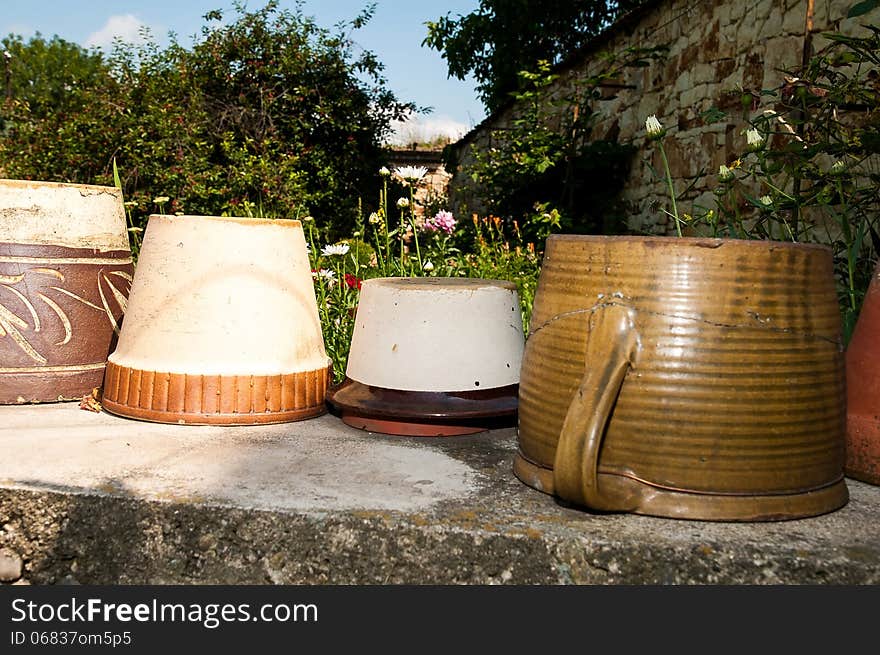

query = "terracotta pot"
[
  {"left": 326, "top": 277, "right": 524, "bottom": 436},
  {"left": 101, "top": 214, "right": 330, "bottom": 425},
  {"left": 845, "top": 263, "right": 880, "bottom": 485},
  {"left": 0, "top": 179, "right": 133, "bottom": 404},
  {"left": 515, "top": 235, "right": 848, "bottom": 521}
]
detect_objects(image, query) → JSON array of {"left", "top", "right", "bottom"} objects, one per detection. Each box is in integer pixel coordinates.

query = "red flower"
[{"left": 344, "top": 273, "right": 362, "bottom": 290}]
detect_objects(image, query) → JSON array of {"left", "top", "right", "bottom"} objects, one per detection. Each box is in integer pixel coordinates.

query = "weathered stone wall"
[{"left": 447, "top": 0, "right": 873, "bottom": 236}]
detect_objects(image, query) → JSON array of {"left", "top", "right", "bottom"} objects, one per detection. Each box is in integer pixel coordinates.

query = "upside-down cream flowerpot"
[
  {"left": 326, "top": 277, "right": 525, "bottom": 436},
  {"left": 0, "top": 179, "right": 133, "bottom": 404},
  {"left": 101, "top": 214, "right": 330, "bottom": 425}
]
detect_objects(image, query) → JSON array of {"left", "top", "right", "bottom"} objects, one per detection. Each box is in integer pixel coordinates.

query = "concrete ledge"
[{"left": 1, "top": 402, "right": 879, "bottom": 584}]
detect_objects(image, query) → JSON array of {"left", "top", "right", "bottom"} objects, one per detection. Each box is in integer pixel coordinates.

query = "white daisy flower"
[
  {"left": 394, "top": 165, "right": 428, "bottom": 185},
  {"left": 645, "top": 115, "right": 665, "bottom": 140},
  {"left": 321, "top": 243, "right": 350, "bottom": 257}
]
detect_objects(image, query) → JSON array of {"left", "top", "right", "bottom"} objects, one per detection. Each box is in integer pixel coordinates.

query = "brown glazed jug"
[
  {"left": 0, "top": 179, "right": 133, "bottom": 404},
  {"left": 844, "top": 262, "right": 880, "bottom": 485},
  {"left": 515, "top": 235, "right": 848, "bottom": 521}
]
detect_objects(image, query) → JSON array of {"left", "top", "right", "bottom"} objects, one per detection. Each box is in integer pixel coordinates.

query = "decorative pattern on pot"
[
  {"left": 515, "top": 235, "right": 848, "bottom": 521},
  {"left": 0, "top": 179, "right": 133, "bottom": 404},
  {"left": 101, "top": 214, "right": 330, "bottom": 425},
  {"left": 844, "top": 262, "right": 880, "bottom": 485},
  {"left": 326, "top": 277, "right": 524, "bottom": 436}
]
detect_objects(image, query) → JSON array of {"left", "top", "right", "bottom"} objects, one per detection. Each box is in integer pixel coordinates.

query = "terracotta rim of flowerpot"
[
  {"left": 512, "top": 451, "right": 849, "bottom": 522},
  {"left": 326, "top": 377, "right": 518, "bottom": 436},
  {"left": 101, "top": 361, "right": 329, "bottom": 425},
  {"left": 1, "top": 367, "right": 108, "bottom": 404}
]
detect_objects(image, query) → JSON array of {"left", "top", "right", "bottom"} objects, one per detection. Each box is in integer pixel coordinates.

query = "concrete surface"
[{"left": 1, "top": 401, "right": 879, "bottom": 584}]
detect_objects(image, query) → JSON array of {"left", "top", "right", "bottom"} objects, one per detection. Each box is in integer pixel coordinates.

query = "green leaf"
[
  {"left": 699, "top": 107, "right": 728, "bottom": 124},
  {"left": 848, "top": 0, "right": 879, "bottom": 18},
  {"left": 112, "top": 157, "right": 122, "bottom": 190}
]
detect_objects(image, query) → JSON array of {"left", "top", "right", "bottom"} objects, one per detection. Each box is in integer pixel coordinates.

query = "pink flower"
[{"left": 425, "top": 210, "right": 456, "bottom": 234}]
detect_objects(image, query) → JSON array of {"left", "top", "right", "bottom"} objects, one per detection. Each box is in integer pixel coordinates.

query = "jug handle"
[{"left": 552, "top": 303, "right": 640, "bottom": 510}]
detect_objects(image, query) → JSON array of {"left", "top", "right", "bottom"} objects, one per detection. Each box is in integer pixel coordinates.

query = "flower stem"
[
  {"left": 409, "top": 187, "right": 423, "bottom": 272},
  {"left": 382, "top": 179, "right": 390, "bottom": 274},
  {"left": 836, "top": 178, "right": 858, "bottom": 314},
  {"left": 399, "top": 209, "right": 406, "bottom": 274},
  {"left": 657, "top": 141, "right": 681, "bottom": 237}
]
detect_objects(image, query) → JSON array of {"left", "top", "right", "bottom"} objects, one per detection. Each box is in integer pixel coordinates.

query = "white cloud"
[
  {"left": 84, "top": 14, "right": 150, "bottom": 49},
  {"left": 388, "top": 113, "right": 469, "bottom": 147}
]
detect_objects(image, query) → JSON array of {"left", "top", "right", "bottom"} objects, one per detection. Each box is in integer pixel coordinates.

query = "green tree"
[
  {"left": 0, "top": 1, "right": 413, "bottom": 238},
  {"left": 0, "top": 32, "right": 117, "bottom": 180},
  {"left": 423, "top": 0, "right": 644, "bottom": 112},
  {"left": 1, "top": 33, "right": 107, "bottom": 121}
]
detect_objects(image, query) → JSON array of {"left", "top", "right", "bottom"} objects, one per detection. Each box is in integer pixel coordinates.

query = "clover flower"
[
  {"left": 152, "top": 196, "right": 170, "bottom": 204},
  {"left": 379, "top": 166, "right": 391, "bottom": 177},
  {"left": 424, "top": 210, "right": 457, "bottom": 234},
  {"left": 423, "top": 260, "right": 435, "bottom": 272},
  {"left": 718, "top": 164, "right": 735, "bottom": 183},
  {"left": 394, "top": 165, "right": 428, "bottom": 185},
  {"left": 368, "top": 212, "right": 381, "bottom": 224},
  {"left": 830, "top": 160, "right": 846, "bottom": 176},
  {"left": 759, "top": 195, "right": 773, "bottom": 207},
  {"left": 321, "top": 243, "right": 350, "bottom": 257},
  {"left": 645, "top": 115, "right": 665, "bottom": 140},
  {"left": 396, "top": 197, "right": 410, "bottom": 208}
]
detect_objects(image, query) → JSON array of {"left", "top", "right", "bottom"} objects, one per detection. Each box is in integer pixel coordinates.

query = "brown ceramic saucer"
[{"left": 326, "top": 377, "right": 518, "bottom": 437}]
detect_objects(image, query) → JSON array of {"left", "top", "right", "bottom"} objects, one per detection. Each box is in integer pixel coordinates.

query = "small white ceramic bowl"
[{"left": 327, "top": 277, "right": 524, "bottom": 436}]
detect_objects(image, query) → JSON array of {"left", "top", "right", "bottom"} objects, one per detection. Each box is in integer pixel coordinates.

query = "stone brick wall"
[{"left": 447, "top": 0, "right": 871, "bottom": 236}]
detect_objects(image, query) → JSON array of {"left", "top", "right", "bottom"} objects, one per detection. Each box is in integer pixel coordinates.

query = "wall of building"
[{"left": 447, "top": 0, "right": 869, "bottom": 235}]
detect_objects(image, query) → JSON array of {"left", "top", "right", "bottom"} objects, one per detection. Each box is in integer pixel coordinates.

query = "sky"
[{"left": 0, "top": 0, "right": 486, "bottom": 145}]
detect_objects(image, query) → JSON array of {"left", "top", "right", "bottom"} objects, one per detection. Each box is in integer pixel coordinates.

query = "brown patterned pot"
[
  {"left": 101, "top": 214, "right": 330, "bottom": 425},
  {"left": 515, "top": 235, "right": 848, "bottom": 521},
  {"left": 844, "top": 262, "right": 880, "bottom": 485},
  {"left": 0, "top": 179, "right": 133, "bottom": 404}
]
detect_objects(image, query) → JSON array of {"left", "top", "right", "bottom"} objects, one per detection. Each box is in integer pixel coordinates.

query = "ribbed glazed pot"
[
  {"left": 101, "top": 214, "right": 330, "bottom": 425},
  {"left": 844, "top": 262, "right": 880, "bottom": 485},
  {"left": 0, "top": 179, "right": 133, "bottom": 404},
  {"left": 326, "top": 277, "right": 524, "bottom": 435},
  {"left": 515, "top": 235, "right": 848, "bottom": 521}
]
